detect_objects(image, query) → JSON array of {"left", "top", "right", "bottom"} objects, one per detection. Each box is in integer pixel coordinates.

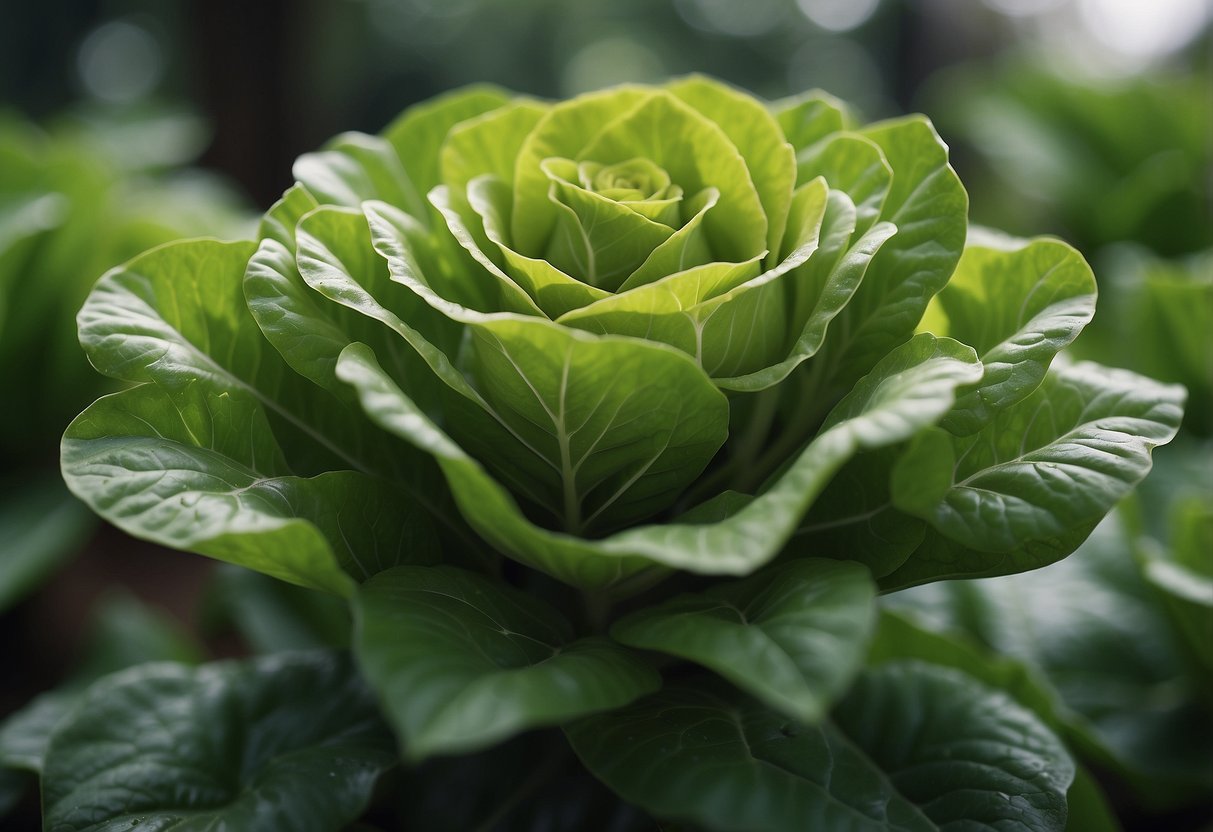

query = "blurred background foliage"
[{"left": 1, "top": 0, "right": 1210, "bottom": 829}]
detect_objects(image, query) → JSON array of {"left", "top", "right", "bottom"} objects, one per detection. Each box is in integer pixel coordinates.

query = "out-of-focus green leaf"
[
  {"left": 886, "top": 515, "right": 1213, "bottom": 800},
  {"left": 0, "top": 593, "right": 202, "bottom": 774},
  {"left": 200, "top": 563, "right": 352, "bottom": 654},
  {"left": 0, "top": 474, "right": 94, "bottom": 613}
]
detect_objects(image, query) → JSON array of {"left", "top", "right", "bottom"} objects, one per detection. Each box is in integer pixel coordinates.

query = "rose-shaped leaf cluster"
[
  {"left": 57, "top": 76, "right": 1184, "bottom": 831},
  {"left": 63, "top": 77, "right": 1181, "bottom": 595}
]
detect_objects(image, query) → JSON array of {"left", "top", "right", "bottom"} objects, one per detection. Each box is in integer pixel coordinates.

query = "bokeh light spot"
[{"left": 76, "top": 21, "right": 163, "bottom": 104}]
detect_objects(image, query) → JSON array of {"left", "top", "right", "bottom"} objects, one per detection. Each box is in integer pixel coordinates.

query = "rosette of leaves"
[{"left": 57, "top": 77, "right": 1185, "bottom": 831}]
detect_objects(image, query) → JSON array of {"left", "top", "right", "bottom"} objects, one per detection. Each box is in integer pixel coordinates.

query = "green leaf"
[
  {"left": 793, "top": 449, "right": 925, "bottom": 578},
  {"left": 0, "top": 593, "right": 202, "bottom": 774},
  {"left": 715, "top": 201, "right": 897, "bottom": 391},
  {"left": 541, "top": 158, "right": 677, "bottom": 291},
  {"left": 384, "top": 84, "right": 513, "bottom": 208},
  {"left": 794, "top": 132, "right": 891, "bottom": 236},
  {"left": 465, "top": 316, "right": 730, "bottom": 532},
  {"left": 826, "top": 116, "right": 968, "bottom": 389},
  {"left": 63, "top": 239, "right": 441, "bottom": 592},
  {"left": 462, "top": 177, "right": 611, "bottom": 316},
  {"left": 667, "top": 75, "right": 797, "bottom": 264},
  {"left": 773, "top": 90, "right": 854, "bottom": 155},
  {"left": 258, "top": 182, "right": 318, "bottom": 253},
  {"left": 1143, "top": 551, "right": 1213, "bottom": 677},
  {"left": 41, "top": 651, "right": 394, "bottom": 832},
  {"left": 63, "top": 384, "right": 427, "bottom": 593},
  {"left": 867, "top": 608, "right": 1068, "bottom": 734},
  {"left": 612, "top": 559, "right": 876, "bottom": 723},
  {"left": 353, "top": 565, "right": 660, "bottom": 760},
  {"left": 569, "top": 661, "right": 1073, "bottom": 832},
  {"left": 558, "top": 178, "right": 828, "bottom": 377},
  {"left": 0, "top": 473, "right": 94, "bottom": 613},
  {"left": 886, "top": 360, "right": 1185, "bottom": 585},
  {"left": 1064, "top": 766, "right": 1122, "bottom": 832},
  {"left": 294, "top": 131, "right": 422, "bottom": 216},
  {"left": 337, "top": 333, "right": 979, "bottom": 587},
  {"left": 511, "top": 87, "right": 656, "bottom": 256},
  {"left": 246, "top": 219, "right": 485, "bottom": 557},
  {"left": 578, "top": 92, "right": 768, "bottom": 263},
  {"left": 921, "top": 236, "right": 1097, "bottom": 435},
  {"left": 440, "top": 99, "right": 549, "bottom": 193}
]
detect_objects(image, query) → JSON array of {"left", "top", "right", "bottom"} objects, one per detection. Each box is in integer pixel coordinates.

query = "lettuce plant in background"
[
  {"left": 0, "top": 111, "right": 249, "bottom": 615},
  {"left": 3, "top": 77, "right": 1190, "bottom": 830}
]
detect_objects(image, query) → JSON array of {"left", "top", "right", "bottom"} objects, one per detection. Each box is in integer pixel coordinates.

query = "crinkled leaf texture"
[
  {"left": 569, "top": 661, "right": 1074, "bottom": 832},
  {"left": 40, "top": 651, "right": 394, "bottom": 832},
  {"left": 354, "top": 565, "right": 659, "bottom": 760}
]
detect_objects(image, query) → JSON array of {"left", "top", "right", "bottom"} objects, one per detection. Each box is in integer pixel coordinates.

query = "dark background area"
[{"left": 13, "top": 0, "right": 1202, "bottom": 207}]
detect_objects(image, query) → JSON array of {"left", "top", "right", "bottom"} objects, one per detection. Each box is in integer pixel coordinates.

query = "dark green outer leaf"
[
  {"left": 569, "top": 661, "right": 1073, "bottom": 832},
  {"left": 612, "top": 559, "right": 876, "bottom": 723},
  {"left": 886, "top": 512, "right": 1213, "bottom": 797},
  {"left": 41, "top": 651, "right": 394, "bottom": 832},
  {"left": 0, "top": 594, "right": 204, "bottom": 775},
  {"left": 354, "top": 565, "right": 659, "bottom": 760}
]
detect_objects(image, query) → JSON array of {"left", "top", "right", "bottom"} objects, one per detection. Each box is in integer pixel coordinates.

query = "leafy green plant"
[
  {"left": 12, "top": 77, "right": 1188, "bottom": 829},
  {"left": 926, "top": 62, "right": 1212, "bottom": 257}
]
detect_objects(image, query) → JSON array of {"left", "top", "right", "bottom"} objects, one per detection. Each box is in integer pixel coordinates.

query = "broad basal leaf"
[
  {"left": 569, "top": 661, "right": 1073, "bottom": 832},
  {"left": 41, "top": 651, "right": 394, "bottom": 832},
  {"left": 354, "top": 565, "right": 659, "bottom": 760},
  {"left": 612, "top": 559, "right": 875, "bottom": 723}
]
